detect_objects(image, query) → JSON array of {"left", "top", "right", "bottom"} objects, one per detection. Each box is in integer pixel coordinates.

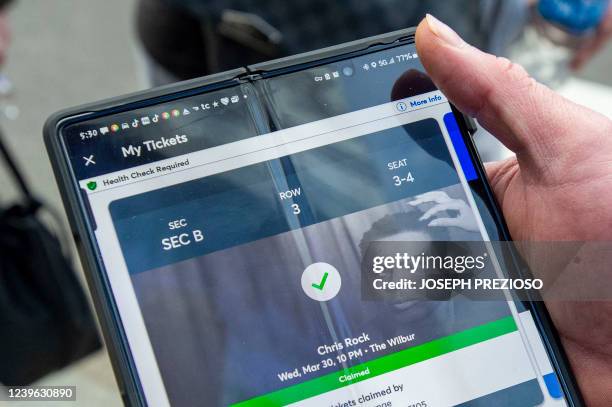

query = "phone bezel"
[{"left": 44, "top": 28, "right": 584, "bottom": 406}]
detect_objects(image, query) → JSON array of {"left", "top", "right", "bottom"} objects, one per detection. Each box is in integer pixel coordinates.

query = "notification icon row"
[{"left": 84, "top": 94, "right": 247, "bottom": 139}]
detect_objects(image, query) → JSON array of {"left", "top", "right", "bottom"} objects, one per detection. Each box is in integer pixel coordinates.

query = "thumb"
[{"left": 415, "top": 15, "right": 611, "bottom": 175}]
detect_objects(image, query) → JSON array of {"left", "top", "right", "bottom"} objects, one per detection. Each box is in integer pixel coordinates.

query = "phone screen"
[{"left": 59, "top": 42, "right": 569, "bottom": 406}]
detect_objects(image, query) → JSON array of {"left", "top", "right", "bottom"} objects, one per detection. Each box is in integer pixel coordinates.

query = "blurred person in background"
[
  {"left": 0, "top": 0, "right": 11, "bottom": 67},
  {"left": 135, "top": 0, "right": 516, "bottom": 163},
  {"left": 135, "top": 0, "right": 612, "bottom": 162},
  {"left": 0, "top": 0, "right": 12, "bottom": 96},
  {"left": 136, "top": 0, "right": 612, "bottom": 87},
  {"left": 0, "top": 0, "right": 101, "bottom": 388},
  {"left": 135, "top": 0, "right": 523, "bottom": 86}
]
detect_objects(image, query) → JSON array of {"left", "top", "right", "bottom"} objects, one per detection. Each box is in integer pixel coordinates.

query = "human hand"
[
  {"left": 571, "top": 6, "right": 612, "bottom": 70},
  {"left": 416, "top": 14, "right": 612, "bottom": 405},
  {"left": 407, "top": 191, "right": 479, "bottom": 232}
]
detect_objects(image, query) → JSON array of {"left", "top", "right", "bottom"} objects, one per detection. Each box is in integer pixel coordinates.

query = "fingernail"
[{"left": 425, "top": 14, "right": 465, "bottom": 48}]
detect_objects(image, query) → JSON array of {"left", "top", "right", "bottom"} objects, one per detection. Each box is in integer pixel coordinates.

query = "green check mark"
[{"left": 311, "top": 272, "right": 329, "bottom": 291}]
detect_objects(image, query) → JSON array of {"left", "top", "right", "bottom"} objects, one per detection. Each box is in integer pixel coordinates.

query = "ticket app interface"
[{"left": 61, "top": 43, "right": 567, "bottom": 406}]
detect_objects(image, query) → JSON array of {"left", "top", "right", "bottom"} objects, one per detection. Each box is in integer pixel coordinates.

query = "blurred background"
[{"left": 0, "top": 0, "right": 610, "bottom": 405}]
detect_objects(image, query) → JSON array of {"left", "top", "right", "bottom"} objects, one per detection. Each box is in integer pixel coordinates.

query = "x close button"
[{"left": 83, "top": 155, "right": 96, "bottom": 166}]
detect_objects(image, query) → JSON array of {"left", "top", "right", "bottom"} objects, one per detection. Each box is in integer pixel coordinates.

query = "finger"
[
  {"left": 407, "top": 197, "right": 432, "bottom": 206},
  {"left": 573, "top": 7, "right": 612, "bottom": 70},
  {"left": 428, "top": 215, "right": 479, "bottom": 233},
  {"left": 408, "top": 191, "right": 451, "bottom": 206},
  {"left": 484, "top": 158, "right": 520, "bottom": 206},
  {"left": 571, "top": 38, "right": 601, "bottom": 70},
  {"left": 427, "top": 217, "right": 460, "bottom": 228},
  {"left": 420, "top": 201, "right": 462, "bottom": 221},
  {"left": 571, "top": 32, "right": 611, "bottom": 70},
  {"left": 415, "top": 15, "right": 612, "bottom": 175}
]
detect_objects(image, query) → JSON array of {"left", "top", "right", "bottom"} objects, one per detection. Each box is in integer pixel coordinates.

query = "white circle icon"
[
  {"left": 301, "top": 262, "right": 342, "bottom": 302},
  {"left": 396, "top": 101, "right": 407, "bottom": 112}
]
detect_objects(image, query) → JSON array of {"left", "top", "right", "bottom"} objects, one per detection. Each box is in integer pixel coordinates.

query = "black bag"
[{"left": 0, "top": 129, "right": 100, "bottom": 385}]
